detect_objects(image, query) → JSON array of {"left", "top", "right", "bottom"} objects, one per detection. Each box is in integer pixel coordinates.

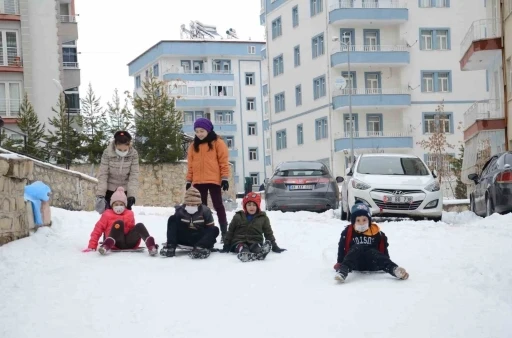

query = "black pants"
[
  {"left": 342, "top": 246, "right": 398, "bottom": 274},
  {"left": 166, "top": 215, "right": 219, "bottom": 249},
  {"left": 105, "top": 190, "right": 131, "bottom": 210},
  {"left": 107, "top": 220, "right": 150, "bottom": 249},
  {"left": 194, "top": 183, "right": 227, "bottom": 232}
]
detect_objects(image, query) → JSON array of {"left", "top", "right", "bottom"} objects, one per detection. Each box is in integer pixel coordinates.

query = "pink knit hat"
[{"left": 110, "top": 187, "right": 127, "bottom": 206}]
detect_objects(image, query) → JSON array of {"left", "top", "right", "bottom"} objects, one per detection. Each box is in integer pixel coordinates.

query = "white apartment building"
[
  {"left": 0, "top": 0, "right": 81, "bottom": 137},
  {"left": 128, "top": 40, "right": 267, "bottom": 193},
  {"left": 260, "top": 0, "right": 488, "bottom": 189}
]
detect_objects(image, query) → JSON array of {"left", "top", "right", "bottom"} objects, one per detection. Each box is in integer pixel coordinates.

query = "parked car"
[
  {"left": 264, "top": 161, "right": 343, "bottom": 212},
  {"left": 468, "top": 151, "right": 512, "bottom": 217},
  {"left": 340, "top": 153, "right": 443, "bottom": 222}
]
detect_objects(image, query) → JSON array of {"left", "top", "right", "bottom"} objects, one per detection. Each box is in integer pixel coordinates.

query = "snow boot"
[
  {"left": 99, "top": 237, "right": 115, "bottom": 255},
  {"left": 160, "top": 244, "right": 176, "bottom": 258},
  {"left": 145, "top": 236, "right": 158, "bottom": 256},
  {"left": 236, "top": 243, "right": 253, "bottom": 262},
  {"left": 251, "top": 241, "right": 272, "bottom": 261},
  {"left": 335, "top": 265, "right": 350, "bottom": 282},
  {"left": 188, "top": 247, "right": 211, "bottom": 259},
  {"left": 393, "top": 267, "right": 409, "bottom": 280},
  {"left": 220, "top": 231, "right": 227, "bottom": 244}
]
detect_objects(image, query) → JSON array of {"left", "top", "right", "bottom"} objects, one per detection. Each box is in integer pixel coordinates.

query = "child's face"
[
  {"left": 195, "top": 128, "right": 208, "bottom": 140},
  {"left": 246, "top": 201, "right": 258, "bottom": 215},
  {"left": 354, "top": 216, "right": 369, "bottom": 226},
  {"left": 112, "top": 201, "right": 125, "bottom": 208}
]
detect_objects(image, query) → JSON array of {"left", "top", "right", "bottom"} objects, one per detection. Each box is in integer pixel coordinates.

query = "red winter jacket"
[{"left": 87, "top": 209, "right": 138, "bottom": 249}]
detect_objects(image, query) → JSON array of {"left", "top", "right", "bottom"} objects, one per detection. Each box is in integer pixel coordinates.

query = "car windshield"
[
  {"left": 356, "top": 156, "right": 429, "bottom": 176},
  {"left": 275, "top": 169, "right": 325, "bottom": 177}
]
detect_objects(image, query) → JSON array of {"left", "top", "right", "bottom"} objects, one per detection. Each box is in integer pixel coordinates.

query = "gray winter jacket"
[{"left": 96, "top": 141, "right": 140, "bottom": 198}]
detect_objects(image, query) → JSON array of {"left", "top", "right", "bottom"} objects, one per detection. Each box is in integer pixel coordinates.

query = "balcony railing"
[
  {"left": 331, "top": 44, "right": 408, "bottom": 53},
  {"left": 63, "top": 62, "right": 79, "bottom": 68},
  {"left": 460, "top": 19, "right": 501, "bottom": 58},
  {"left": 0, "top": 99, "right": 22, "bottom": 117},
  {"left": 60, "top": 15, "right": 77, "bottom": 23},
  {"left": 169, "top": 68, "right": 233, "bottom": 75},
  {"left": 333, "top": 87, "right": 410, "bottom": 96},
  {"left": 338, "top": 130, "right": 412, "bottom": 138},
  {"left": 1, "top": 0, "right": 19, "bottom": 15},
  {"left": 184, "top": 120, "right": 235, "bottom": 125},
  {"left": 330, "top": 0, "right": 406, "bottom": 10},
  {"left": 463, "top": 99, "right": 503, "bottom": 130}
]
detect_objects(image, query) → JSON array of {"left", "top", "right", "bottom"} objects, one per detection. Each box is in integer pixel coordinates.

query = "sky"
[{"left": 75, "top": 0, "right": 265, "bottom": 106}]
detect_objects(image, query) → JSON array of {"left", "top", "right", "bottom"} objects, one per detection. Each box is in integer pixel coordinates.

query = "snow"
[
  {"left": 1, "top": 205, "right": 512, "bottom": 338},
  {"left": 0, "top": 153, "right": 22, "bottom": 159},
  {"left": 443, "top": 198, "right": 470, "bottom": 205}
]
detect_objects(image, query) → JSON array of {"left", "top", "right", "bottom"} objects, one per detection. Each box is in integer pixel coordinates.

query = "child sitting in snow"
[
  {"left": 221, "top": 193, "right": 286, "bottom": 262},
  {"left": 334, "top": 201, "right": 409, "bottom": 282},
  {"left": 83, "top": 187, "right": 158, "bottom": 256}
]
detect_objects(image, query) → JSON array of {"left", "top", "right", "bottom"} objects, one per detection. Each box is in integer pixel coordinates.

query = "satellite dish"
[{"left": 334, "top": 77, "right": 347, "bottom": 90}]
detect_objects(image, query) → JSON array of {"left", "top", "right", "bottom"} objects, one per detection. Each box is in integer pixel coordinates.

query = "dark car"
[
  {"left": 468, "top": 151, "right": 512, "bottom": 217},
  {"left": 264, "top": 161, "right": 343, "bottom": 212}
]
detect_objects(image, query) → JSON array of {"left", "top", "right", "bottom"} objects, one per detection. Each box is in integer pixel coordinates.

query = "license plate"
[
  {"left": 384, "top": 195, "right": 413, "bottom": 203},
  {"left": 289, "top": 185, "right": 313, "bottom": 190}
]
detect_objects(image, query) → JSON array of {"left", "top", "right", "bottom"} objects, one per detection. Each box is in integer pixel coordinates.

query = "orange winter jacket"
[
  {"left": 186, "top": 138, "right": 230, "bottom": 185},
  {"left": 87, "top": 209, "right": 139, "bottom": 249}
]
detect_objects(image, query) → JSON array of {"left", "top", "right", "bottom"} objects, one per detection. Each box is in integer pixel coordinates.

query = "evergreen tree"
[
  {"left": 106, "top": 88, "right": 134, "bottom": 135},
  {"left": 451, "top": 145, "right": 468, "bottom": 199},
  {"left": 16, "top": 93, "right": 46, "bottom": 158},
  {"left": 133, "top": 77, "right": 183, "bottom": 163},
  {"left": 45, "top": 95, "right": 83, "bottom": 164},
  {"left": 81, "top": 83, "right": 109, "bottom": 164}
]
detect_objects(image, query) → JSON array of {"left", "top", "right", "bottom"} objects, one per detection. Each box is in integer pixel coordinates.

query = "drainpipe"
[
  {"left": 325, "top": 6, "right": 335, "bottom": 175},
  {"left": 500, "top": 0, "right": 509, "bottom": 150}
]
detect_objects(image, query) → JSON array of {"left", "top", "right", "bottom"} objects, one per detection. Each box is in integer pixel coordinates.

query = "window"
[
  {"left": 212, "top": 60, "right": 231, "bottom": 73},
  {"left": 245, "top": 73, "right": 255, "bottom": 85},
  {"left": 294, "top": 45, "right": 300, "bottom": 67},
  {"left": 4, "top": 1, "right": 19, "bottom": 14},
  {"left": 266, "top": 137, "right": 271, "bottom": 150},
  {"left": 263, "top": 84, "right": 268, "bottom": 96},
  {"left": 153, "top": 64, "right": 159, "bottom": 76},
  {"left": 292, "top": 6, "right": 299, "bottom": 27},
  {"left": 421, "top": 71, "right": 451, "bottom": 92},
  {"left": 310, "top": 0, "right": 323, "bottom": 16},
  {"left": 313, "top": 76, "right": 326, "bottom": 99},
  {"left": 419, "top": 0, "right": 450, "bottom": 7},
  {"left": 315, "top": 117, "right": 328, "bottom": 140},
  {"left": 357, "top": 156, "right": 430, "bottom": 176},
  {"left": 181, "top": 60, "right": 191, "bottom": 73},
  {"left": 193, "top": 61, "right": 203, "bottom": 73},
  {"left": 425, "top": 154, "right": 454, "bottom": 174},
  {"left": 312, "top": 34, "right": 325, "bottom": 58},
  {"left": 250, "top": 173, "right": 259, "bottom": 186},
  {"left": 419, "top": 29, "right": 450, "bottom": 50},
  {"left": 248, "top": 46, "right": 256, "bottom": 54},
  {"left": 367, "top": 115, "right": 382, "bottom": 135},
  {"left": 343, "top": 114, "right": 358, "bottom": 134},
  {"left": 297, "top": 124, "right": 304, "bottom": 145},
  {"left": 276, "top": 130, "right": 287, "bottom": 150},
  {"left": 364, "top": 30, "right": 379, "bottom": 50},
  {"left": 341, "top": 71, "right": 356, "bottom": 89},
  {"left": 0, "top": 31, "right": 20, "bottom": 67},
  {"left": 272, "top": 17, "right": 282, "bottom": 39},
  {"left": 0, "top": 81, "right": 20, "bottom": 117},
  {"left": 248, "top": 123, "right": 257, "bottom": 135},
  {"left": 265, "top": 155, "right": 271, "bottom": 166},
  {"left": 295, "top": 85, "right": 302, "bottom": 106},
  {"left": 225, "top": 136, "right": 235, "bottom": 149},
  {"left": 214, "top": 111, "right": 233, "bottom": 123},
  {"left": 135, "top": 76, "right": 141, "bottom": 88},
  {"left": 246, "top": 98, "right": 256, "bottom": 110},
  {"left": 507, "top": 58, "right": 512, "bottom": 95},
  {"left": 249, "top": 148, "right": 258, "bottom": 160},
  {"left": 275, "top": 92, "right": 285, "bottom": 112},
  {"left": 62, "top": 40, "right": 78, "bottom": 68},
  {"left": 365, "top": 72, "right": 381, "bottom": 90},
  {"left": 273, "top": 55, "right": 284, "bottom": 76},
  {"left": 64, "top": 87, "right": 80, "bottom": 113},
  {"left": 423, "top": 112, "right": 452, "bottom": 134}
]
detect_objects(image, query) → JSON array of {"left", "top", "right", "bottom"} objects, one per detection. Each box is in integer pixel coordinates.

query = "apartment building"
[
  {"left": 459, "top": 0, "right": 511, "bottom": 185},
  {"left": 0, "top": 0, "right": 81, "bottom": 137},
  {"left": 260, "top": 0, "right": 487, "bottom": 184},
  {"left": 127, "top": 40, "right": 267, "bottom": 193}
]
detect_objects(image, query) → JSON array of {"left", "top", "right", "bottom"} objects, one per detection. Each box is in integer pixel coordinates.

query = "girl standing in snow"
[
  {"left": 334, "top": 202, "right": 409, "bottom": 282},
  {"left": 95, "top": 131, "right": 140, "bottom": 214},
  {"left": 83, "top": 187, "right": 158, "bottom": 256},
  {"left": 186, "top": 118, "right": 230, "bottom": 242}
]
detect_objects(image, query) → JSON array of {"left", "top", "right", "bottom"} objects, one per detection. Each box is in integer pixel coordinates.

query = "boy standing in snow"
[
  {"left": 221, "top": 193, "right": 286, "bottom": 262},
  {"left": 334, "top": 201, "right": 409, "bottom": 282},
  {"left": 83, "top": 187, "right": 158, "bottom": 256}
]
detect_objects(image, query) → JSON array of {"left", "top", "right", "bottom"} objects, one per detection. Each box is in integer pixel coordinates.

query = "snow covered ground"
[{"left": 1, "top": 204, "right": 512, "bottom": 338}]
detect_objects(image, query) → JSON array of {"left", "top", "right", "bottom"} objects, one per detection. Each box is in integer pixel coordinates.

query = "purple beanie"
[{"left": 194, "top": 118, "right": 214, "bottom": 132}]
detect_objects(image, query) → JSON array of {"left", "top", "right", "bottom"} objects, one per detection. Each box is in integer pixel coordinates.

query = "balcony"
[
  {"left": 334, "top": 131, "right": 413, "bottom": 151},
  {"left": 460, "top": 19, "right": 502, "bottom": 71},
  {"left": 60, "top": 15, "right": 77, "bottom": 23},
  {"left": 182, "top": 121, "right": 237, "bottom": 133},
  {"left": 58, "top": 15, "right": 78, "bottom": 42},
  {"left": 63, "top": 62, "right": 79, "bottom": 69},
  {"left": 175, "top": 95, "right": 236, "bottom": 108},
  {"left": 0, "top": 99, "right": 21, "bottom": 118},
  {"left": 463, "top": 100, "right": 506, "bottom": 141},
  {"left": 0, "top": 0, "right": 20, "bottom": 19},
  {"left": 331, "top": 45, "right": 409, "bottom": 68},
  {"left": 0, "top": 51, "right": 23, "bottom": 72},
  {"left": 164, "top": 70, "right": 234, "bottom": 82},
  {"left": 332, "top": 88, "right": 411, "bottom": 110},
  {"left": 329, "top": 0, "right": 408, "bottom": 26}
]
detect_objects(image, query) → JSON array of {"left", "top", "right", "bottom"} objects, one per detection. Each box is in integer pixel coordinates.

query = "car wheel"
[
  {"left": 427, "top": 216, "right": 442, "bottom": 222},
  {"left": 485, "top": 196, "right": 494, "bottom": 217},
  {"left": 340, "top": 205, "right": 348, "bottom": 221},
  {"left": 470, "top": 197, "right": 475, "bottom": 213}
]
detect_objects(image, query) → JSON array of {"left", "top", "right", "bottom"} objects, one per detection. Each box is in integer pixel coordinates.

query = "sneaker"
[
  {"left": 145, "top": 236, "right": 158, "bottom": 256},
  {"left": 236, "top": 244, "right": 253, "bottom": 262},
  {"left": 160, "top": 244, "right": 176, "bottom": 257},
  {"left": 99, "top": 237, "right": 115, "bottom": 255},
  {"left": 334, "top": 265, "right": 349, "bottom": 282},
  {"left": 393, "top": 267, "right": 409, "bottom": 280},
  {"left": 189, "top": 247, "right": 210, "bottom": 259}
]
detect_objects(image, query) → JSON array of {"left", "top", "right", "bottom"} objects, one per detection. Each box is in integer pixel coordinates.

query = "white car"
[{"left": 340, "top": 153, "right": 443, "bottom": 222}]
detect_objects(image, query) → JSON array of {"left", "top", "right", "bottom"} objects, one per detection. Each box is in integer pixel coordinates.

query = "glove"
[
  {"left": 271, "top": 242, "right": 286, "bottom": 253},
  {"left": 95, "top": 196, "right": 106, "bottom": 214},
  {"left": 186, "top": 183, "right": 191, "bottom": 190},
  {"left": 220, "top": 243, "right": 230, "bottom": 253},
  {"left": 334, "top": 263, "right": 341, "bottom": 271},
  {"left": 127, "top": 197, "right": 136, "bottom": 210},
  {"left": 82, "top": 248, "right": 95, "bottom": 252},
  {"left": 221, "top": 180, "right": 229, "bottom": 191}
]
